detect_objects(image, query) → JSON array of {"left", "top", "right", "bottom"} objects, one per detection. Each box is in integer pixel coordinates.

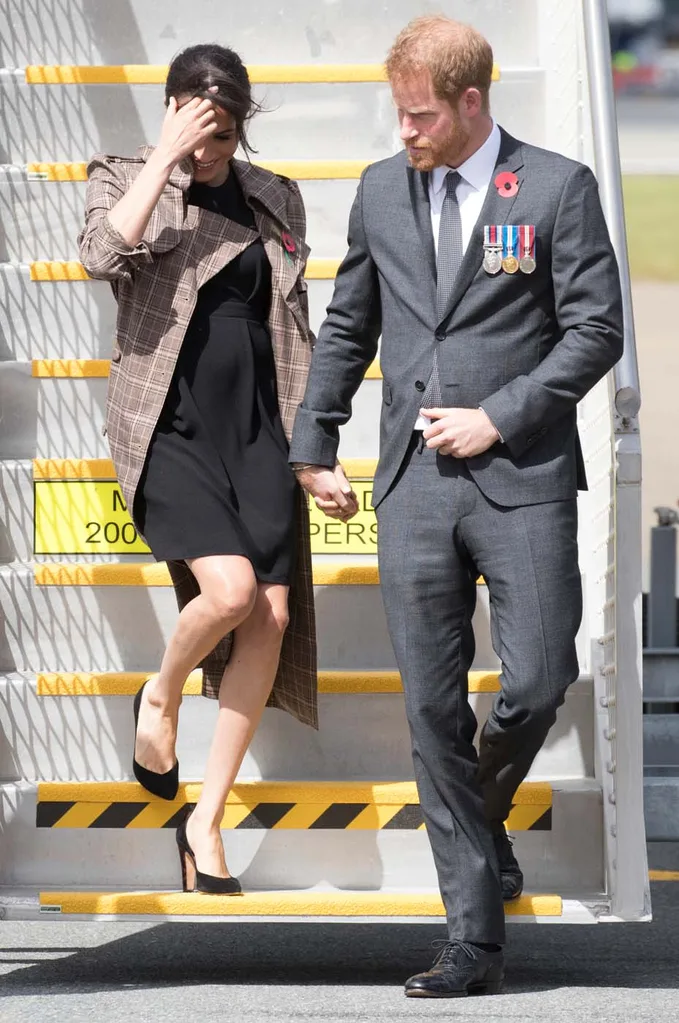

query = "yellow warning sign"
[
  {"left": 34, "top": 481, "right": 150, "bottom": 554},
  {"left": 34, "top": 479, "right": 378, "bottom": 555}
]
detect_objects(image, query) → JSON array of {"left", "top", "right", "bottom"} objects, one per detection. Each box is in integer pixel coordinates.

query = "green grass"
[{"left": 622, "top": 176, "right": 679, "bottom": 282}]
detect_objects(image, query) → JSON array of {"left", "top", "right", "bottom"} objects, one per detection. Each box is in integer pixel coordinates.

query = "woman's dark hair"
[{"left": 165, "top": 43, "right": 261, "bottom": 155}]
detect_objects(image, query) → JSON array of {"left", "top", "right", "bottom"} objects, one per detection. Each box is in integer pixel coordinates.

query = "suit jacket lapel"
[
  {"left": 406, "top": 164, "right": 438, "bottom": 311},
  {"left": 439, "top": 129, "right": 525, "bottom": 326}
]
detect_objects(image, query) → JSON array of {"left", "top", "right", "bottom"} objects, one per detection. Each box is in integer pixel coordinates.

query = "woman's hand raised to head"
[{"left": 157, "top": 90, "right": 219, "bottom": 167}]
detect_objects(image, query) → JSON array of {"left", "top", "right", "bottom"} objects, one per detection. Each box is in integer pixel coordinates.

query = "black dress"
[{"left": 134, "top": 172, "right": 297, "bottom": 583}]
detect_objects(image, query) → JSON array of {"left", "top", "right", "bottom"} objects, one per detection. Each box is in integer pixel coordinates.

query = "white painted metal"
[
  {"left": 0, "top": 781, "right": 603, "bottom": 892},
  {"left": 0, "top": 676, "right": 595, "bottom": 783}
]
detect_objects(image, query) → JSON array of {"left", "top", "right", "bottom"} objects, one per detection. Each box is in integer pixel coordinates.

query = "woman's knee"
[
  {"left": 246, "top": 587, "right": 290, "bottom": 642},
  {"left": 204, "top": 578, "right": 258, "bottom": 627}
]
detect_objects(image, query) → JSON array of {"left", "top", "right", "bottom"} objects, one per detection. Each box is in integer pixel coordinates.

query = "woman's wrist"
[{"left": 145, "top": 145, "right": 180, "bottom": 180}]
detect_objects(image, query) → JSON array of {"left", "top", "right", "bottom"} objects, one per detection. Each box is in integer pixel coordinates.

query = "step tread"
[
  {"left": 34, "top": 669, "right": 505, "bottom": 696},
  {"left": 35, "top": 889, "right": 561, "bottom": 918},
  {"left": 32, "top": 560, "right": 381, "bottom": 586}
]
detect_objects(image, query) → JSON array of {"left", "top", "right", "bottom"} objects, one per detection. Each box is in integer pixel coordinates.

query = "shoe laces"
[{"left": 430, "top": 939, "right": 473, "bottom": 968}]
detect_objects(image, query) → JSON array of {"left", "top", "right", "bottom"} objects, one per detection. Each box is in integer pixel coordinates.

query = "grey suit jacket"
[{"left": 289, "top": 129, "right": 624, "bottom": 508}]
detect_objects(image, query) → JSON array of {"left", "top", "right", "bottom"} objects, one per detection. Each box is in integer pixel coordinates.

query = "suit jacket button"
[
  {"left": 435, "top": 331, "right": 446, "bottom": 342},
  {"left": 415, "top": 380, "right": 426, "bottom": 392}
]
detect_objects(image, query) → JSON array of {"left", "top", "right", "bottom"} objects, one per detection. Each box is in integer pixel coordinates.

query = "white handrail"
[{"left": 583, "top": 0, "right": 642, "bottom": 423}]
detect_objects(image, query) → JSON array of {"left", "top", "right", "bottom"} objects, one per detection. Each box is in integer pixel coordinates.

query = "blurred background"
[{"left": 609, "top": 0, "right": 679, "bottom": 606}]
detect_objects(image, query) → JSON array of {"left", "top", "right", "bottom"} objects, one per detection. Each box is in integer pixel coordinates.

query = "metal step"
[
  {"left": 0, "top": 71, "right": 546, "bottom": 163},
  {"left": 0, "top": 672, "right": 595, "bottom": 782},
  {"left": 0, "top": 176, "right": 359, "bottom": 261},
  {"left": 0, "top": 558, "right": 595, "bottom": 674},
  {"left": 0, "top": 561, "right": 499, "bottom": 673},
  {"left": 0, "top": 0, "right": 540, "bottom": 67},
  {"left": 0, "top": 780, "right": 603, "bottom": 893},
  {"left": 0, "top": 373, "right": 380, "bottom": 462},
  {"left": 0, "top": 266, "right": 335, "bottom": 360},
  {"left": 1, "top": 888, "right": 610, "bottom": 925}
]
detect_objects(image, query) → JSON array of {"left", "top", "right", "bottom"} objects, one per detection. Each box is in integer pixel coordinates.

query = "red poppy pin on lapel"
[
  {"left": 495, "top": 171, "right": 519, "bottom": 198},
  {"left": 281, "top": 231, "right": 296, "bottom": 263}
]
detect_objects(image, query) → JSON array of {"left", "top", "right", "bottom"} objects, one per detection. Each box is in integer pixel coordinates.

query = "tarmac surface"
[{"left": 0, "top": 845, "right": 677, "bottom": 1023}]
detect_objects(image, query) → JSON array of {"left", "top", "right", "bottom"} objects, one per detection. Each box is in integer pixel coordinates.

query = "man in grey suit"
[{"left": 290, "top": 16, "right": 623, "bottom": 997}]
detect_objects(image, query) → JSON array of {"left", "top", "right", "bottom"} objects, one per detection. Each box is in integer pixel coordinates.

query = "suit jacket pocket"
[{"left": 382, "top": 381, "right": 393, "bottom": 406}]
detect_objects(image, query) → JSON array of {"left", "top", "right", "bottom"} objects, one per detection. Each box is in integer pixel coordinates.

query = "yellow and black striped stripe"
[{"left": 36, "top": 781, "right": 552, "bottom": 832}]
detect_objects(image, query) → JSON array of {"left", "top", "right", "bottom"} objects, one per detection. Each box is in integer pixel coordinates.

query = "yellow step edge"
[
  {"left": 33, "top": 456, "right": 379, "bottom": 481},
  {"left": 38, "top": 779, "right": 549, "bottom": 806},
  {"left": 34, "top": 562, "right": 379, "bottom": 586},
  {"left": 38, "top": 891, "right": 559, "bottom": 918},
  {"left": 30, "top": 360, "right": 383, "bottom": 381},
  {"left": 649, "top": 870, "right": 679, "bottom": 882},
  {"left": 34, "top": 562, "right": 487, "bottom": 587},
  {"left": 32, "top": 359, "right": 111, "bottom": 378},
  {"left": 27, "top": 160, "right": 372, "bottom": 182},
  {"left": 30, "top": 258, "right": 339, "bottom": 282},
  {"left": 26, "top": 64, "right": 500, "bottom": 86},
  {"left": 36, "top": 669, "right": 501, "bottom": 697}
]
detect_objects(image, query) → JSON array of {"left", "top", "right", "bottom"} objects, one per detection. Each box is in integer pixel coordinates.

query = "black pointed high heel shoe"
[
  {"left": 132, "top": 680, "right": 179, "bottom": 800},
  {"left": 176, "top": 809, "right": 242, "bottom": 895}
]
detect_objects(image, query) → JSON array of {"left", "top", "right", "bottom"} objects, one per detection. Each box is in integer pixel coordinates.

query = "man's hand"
[
  {"left": 420, "top": 407, "right": 501, "bottom": 458},
  {"left": 293, "top": 464, "right": 359, "bottom": 521}
]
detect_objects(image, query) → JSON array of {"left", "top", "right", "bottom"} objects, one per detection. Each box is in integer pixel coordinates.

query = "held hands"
[
  {"left": 294, "top": 464, "right": 359, "bottom": 522},
  {"left": 421, "top": 407, "right": 501, "bottom": 458},
  {"left": 157, "top": 88, "right": 219, "bottom": 166}
]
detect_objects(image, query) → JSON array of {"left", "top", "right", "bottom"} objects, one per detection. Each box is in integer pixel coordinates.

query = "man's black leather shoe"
[
  {"left": 493, "top": 825, "right": 524, "bottom": 901},
  {"left": 404, "top": 941, "right": 504, "bottom": 998}
]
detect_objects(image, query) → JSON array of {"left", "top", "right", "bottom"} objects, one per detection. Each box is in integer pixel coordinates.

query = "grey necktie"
[{"left": 421, "top": 170, "right": 463, "bottom": 410}]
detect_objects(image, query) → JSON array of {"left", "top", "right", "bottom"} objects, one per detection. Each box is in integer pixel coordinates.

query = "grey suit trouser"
[{"left": 375, "top": 435, "right": 582, "bottom": 944}]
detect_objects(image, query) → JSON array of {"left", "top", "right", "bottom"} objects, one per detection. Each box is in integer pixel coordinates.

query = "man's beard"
[{"left": 405, "top": 120, "right": 470, "bottom": 172}]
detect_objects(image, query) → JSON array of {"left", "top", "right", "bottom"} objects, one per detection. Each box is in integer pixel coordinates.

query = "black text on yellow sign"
[
  {"left": 34, "top": 479, "right": 377, "bottom": 555},
  {"left": 34, "top": 481, "right": 150, "bottom": 554}
]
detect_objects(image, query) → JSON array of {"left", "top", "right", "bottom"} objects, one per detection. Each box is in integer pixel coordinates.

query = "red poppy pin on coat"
[
  {"left": 495, "top": 171, "right": 519, "bottom": 198},
  {"left": 281, "top": 231, "right": 296, "bottom": 264}
]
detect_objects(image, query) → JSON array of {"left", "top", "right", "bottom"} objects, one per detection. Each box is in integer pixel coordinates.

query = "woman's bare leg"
[
  {"left": 134, "top": 554, "right": 257, "bottom": 775},
  {"left": 185, "top": 582, "right": 290, "bottom": 877}
]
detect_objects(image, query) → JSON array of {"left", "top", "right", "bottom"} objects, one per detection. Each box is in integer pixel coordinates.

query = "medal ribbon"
[
  {"left": 484, "top": 225, "right": 500, "bottom": 248},
  {"left": 521, "top": 224, "right": 535, "bottom": 258},
  {"left": 502, "top": 224, "right": 517, "bottom": 260}
]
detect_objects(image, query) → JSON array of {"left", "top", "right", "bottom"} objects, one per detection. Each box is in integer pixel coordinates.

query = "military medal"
[
  {"left": 483, "top": 225, "right": 502, "bottom": 275},
  {"left": 519, "top": 224, "right": 536, "bottom": 274},
  {"left": 502, "top": 225, "right": 519, "bottom": 274}
]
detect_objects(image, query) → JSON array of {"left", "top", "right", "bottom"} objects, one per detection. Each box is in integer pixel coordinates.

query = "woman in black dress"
[{"left": 79, "top": 45, "right": 343, "bottom": 894}]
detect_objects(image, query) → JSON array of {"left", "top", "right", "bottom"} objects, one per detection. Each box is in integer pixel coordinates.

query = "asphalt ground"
[{"left": 0, "top": 844, "right": 677, "bottom": 1023}]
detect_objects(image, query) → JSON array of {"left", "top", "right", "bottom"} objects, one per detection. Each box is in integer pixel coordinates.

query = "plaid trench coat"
[{"left": 78, "top": 148, "right": 318, "bottom": 728}]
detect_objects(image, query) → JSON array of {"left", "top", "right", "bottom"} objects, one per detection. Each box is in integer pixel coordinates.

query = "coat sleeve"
[
  {"left": 78, "top": 156, "right": 154, "bottom": 282},
  {"left": 480, "top": 162, "right": 624, "bottom": 459},
  {"left": 288, "top": 171, "right": 382, "bottom": 467}
]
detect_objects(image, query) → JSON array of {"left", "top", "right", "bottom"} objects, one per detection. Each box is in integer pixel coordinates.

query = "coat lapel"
[
  {"left": 234, "top": 160, "right": 309, "bottom": 302},
  {"left": 439, "top": 129, "right": 525, "bottom": 326}
]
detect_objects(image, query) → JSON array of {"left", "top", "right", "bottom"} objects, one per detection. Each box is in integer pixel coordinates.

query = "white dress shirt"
[{"left": 413, "top": 120, "right": 502, "bottom": 430}]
